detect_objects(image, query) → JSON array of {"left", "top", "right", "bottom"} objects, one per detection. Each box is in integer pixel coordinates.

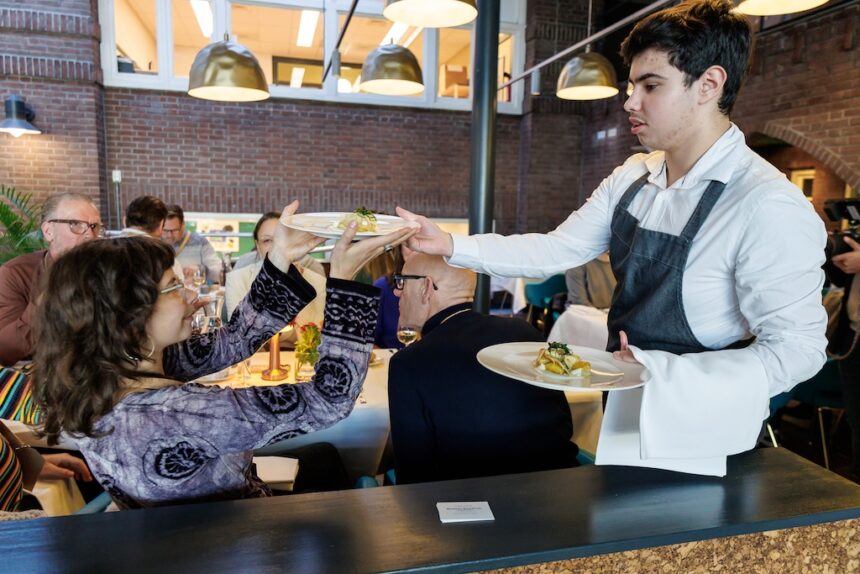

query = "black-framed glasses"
[
  {"left": 393, "top": 274, "right": 438, "bottom": 291},
  {"left": 47, "top": 219, "right": 104, "bottom": 236}
]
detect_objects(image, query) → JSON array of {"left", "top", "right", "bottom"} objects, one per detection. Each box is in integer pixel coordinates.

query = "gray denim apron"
[{"left": 606, "top": 173, "right": 727, "bottom": 354}]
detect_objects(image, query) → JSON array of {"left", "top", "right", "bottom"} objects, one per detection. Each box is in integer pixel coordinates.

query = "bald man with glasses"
[{"left": 0, "top": 192, "right": 102, "bottom": 365}]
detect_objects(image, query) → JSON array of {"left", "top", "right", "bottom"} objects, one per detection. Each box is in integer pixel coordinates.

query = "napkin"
[
  {"left": 254, "top": 456, "right": 299, "bottom": 491},
  {"left": 596, "top": 346, "right": 769, "bottom": 477}
]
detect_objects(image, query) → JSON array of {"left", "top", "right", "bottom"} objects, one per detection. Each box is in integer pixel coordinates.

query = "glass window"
[
  {"left": 438, "top": 29, "right": 514, "bottom": 102},
  {"left": 173, "top": 0, "right": 213, "bottom": 78},
  {"left": 498, "top": 32, "right": 513, "bottom": 103},
  {"left": 438, "top": 27, "right": 470, "bottom": 99},
  {"left": 338, "top": 14, "right": 425, "bottom": 96},
  {"left": 231, "top": 3, "right": 324, "bottom": 88},
  {"left": 114, "top": 0, "right": 159, "bottom": 74}
]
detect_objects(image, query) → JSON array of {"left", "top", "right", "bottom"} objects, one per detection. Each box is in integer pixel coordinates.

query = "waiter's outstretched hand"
[
  {"left": 395, "top": 207, "right": 454, "bottom": 257},
  {"left": 612, "top": 330, "right": 641, "bottom": 364}
]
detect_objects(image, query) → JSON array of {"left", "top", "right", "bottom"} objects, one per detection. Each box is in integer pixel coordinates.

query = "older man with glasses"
[{"left": 0, "top": 192, "right": 102, "bottom": 365}]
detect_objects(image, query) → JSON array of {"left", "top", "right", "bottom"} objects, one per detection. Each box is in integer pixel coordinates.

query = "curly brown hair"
[{"left": 34, "top": 237, "right": 175, "bottom": 445}]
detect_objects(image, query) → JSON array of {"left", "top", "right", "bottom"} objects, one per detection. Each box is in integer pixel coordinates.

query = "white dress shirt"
[{"left": 449, "top": 125, "right": 828, "bottom": 473}]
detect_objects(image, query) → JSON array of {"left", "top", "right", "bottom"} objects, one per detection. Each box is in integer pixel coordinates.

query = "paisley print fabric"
[{"left": 77, "top": 261, "right": 380, "bottom": 509}]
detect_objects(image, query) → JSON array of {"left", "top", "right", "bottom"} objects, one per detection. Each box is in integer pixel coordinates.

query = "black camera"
[{"left": 824, "top": 199, "right": 860, "bottom": 258}]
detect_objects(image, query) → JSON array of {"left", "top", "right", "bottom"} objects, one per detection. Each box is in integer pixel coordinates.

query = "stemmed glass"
[
  {"left": 396, "top": 325, "right": 420, "bottom": 347},
  {"left": 191, "top": 266, "right": 206, "bottom": 289}
]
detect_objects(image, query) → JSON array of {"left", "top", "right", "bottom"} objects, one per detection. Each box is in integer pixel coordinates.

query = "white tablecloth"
[
  {"left": 548, "top": 305, "right": 610, "bottom": 350},
  {"left": 490, "top": 276, "right": 529, "bottom": 313},
  {"left": 227, "top": 350, "right": 393, "bottom": 482},
  {"left": 548, "top": 305, "right": 612, "bottom": 455}
]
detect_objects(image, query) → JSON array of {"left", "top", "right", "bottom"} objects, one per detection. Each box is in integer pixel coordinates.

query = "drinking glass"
[
  {"left": 396, "top": 325, "right": 420, "bottom": 347},
  {"left": 191, "top": 266, "right": 206, "bottom": 288}
]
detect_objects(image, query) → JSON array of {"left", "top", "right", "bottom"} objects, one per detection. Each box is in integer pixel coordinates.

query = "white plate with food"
[
  {"left": 476, "top": 341, "right": 645, "bottom": 392},
  {"left": 282, "top": 210, "right": 418, "bottom": 239}
]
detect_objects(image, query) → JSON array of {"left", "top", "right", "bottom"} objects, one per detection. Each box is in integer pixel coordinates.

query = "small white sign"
[{"left": 436, "top": 501, "right": 495, "bottom": 524}]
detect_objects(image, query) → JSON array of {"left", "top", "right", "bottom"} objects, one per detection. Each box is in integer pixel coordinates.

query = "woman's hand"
[
  {"left": 330, "top": 222, "right": 418, "bottom": 281},
  {"left": 39, "top": 453, "right": 93, "bottom": 482},
  {"left": 612, "top": 330, "right": 641, "bottom": 364},
  {"left": 269, "top": 201, "right": 327, "bottom": 273},
  {"left": 395, "top": 207, "right": 454, "bottom": 257}
]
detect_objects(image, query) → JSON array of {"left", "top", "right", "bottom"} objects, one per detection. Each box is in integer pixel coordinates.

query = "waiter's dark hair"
[{"left": 620, "top": 0, "right": 752, "bottom": 115}]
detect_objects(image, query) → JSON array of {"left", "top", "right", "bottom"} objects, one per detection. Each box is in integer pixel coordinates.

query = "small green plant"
[
  {"left": 0, "top": 185, "right": 45, "bottom": 264},
  {"left": 294, "top": 322, "right": 322, "bottom": 365}
]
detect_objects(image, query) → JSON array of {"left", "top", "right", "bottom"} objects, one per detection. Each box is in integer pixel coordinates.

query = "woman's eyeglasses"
[
  {"left": 47, "top": 219, "right": 104, "bottom": 237},
  {"left": 393, "top": 274, "right": 438, "bottom": 291},
  {"left": 159, "top": 281, "right": 187, "bottom": 299}
]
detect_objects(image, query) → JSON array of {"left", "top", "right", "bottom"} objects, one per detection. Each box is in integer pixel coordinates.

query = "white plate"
[
  {"left": 194, "top": 367, "right": 233, "bottom": 384},
  {"left": 476, "top": 342, "right": 645, "bottom": 392},
  {"left": 282, "top": 212, "right": 418, "bottom": 239}
]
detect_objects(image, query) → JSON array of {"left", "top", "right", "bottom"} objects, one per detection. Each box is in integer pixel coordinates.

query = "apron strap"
[
  {"left": 615, "top": 173, "right": 651, "bottom": 213},
  {"left": 679, "top": 179, "right": 727, "bottom": 242}
]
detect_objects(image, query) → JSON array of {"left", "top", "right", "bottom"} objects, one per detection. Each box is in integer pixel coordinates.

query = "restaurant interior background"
[{"left": 1, "top": 0, "right": 860, "bottom": 468}]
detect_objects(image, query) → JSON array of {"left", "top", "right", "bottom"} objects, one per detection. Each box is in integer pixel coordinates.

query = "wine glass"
[
  {"left": 396, "top": 325, "right": 420, "bottom": 347},
  {"left": 191, "top": 266, "right": 206, "bottom": 289}
]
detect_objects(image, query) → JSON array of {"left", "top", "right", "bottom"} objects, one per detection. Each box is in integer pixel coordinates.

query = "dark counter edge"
[{"left": 397, "top": 506, "right": 860, "bottom": 574}]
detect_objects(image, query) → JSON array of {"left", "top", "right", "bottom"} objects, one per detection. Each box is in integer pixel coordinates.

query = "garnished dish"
[
  {"left": 533, "top": 342, "right": 591, "bottom": 378},
  {"left": 336, "top": 207, "right": 377, "bottom": 233}
]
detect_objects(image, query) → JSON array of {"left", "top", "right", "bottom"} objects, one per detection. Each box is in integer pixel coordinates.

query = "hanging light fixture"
[
  {"left": 734, "top": 0, "right": 828, "bottom": 16},
  {"left": 0, "top": 96, "right": 41, "bottom": 138},
  {"left": 556, "top": 0, "right": 619, "bottom": 101},
  {"left": 359, "top": 44, "right": 424, "bottom": 96},
  {"left": 383, "top": 0, "right": 477, "bottom": 28},
  {"left": 188, "top": 35, "right": 269, "bottom": 102}
]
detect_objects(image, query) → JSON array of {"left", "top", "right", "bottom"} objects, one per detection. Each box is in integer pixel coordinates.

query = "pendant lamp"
[
  {"left": 188, "top": 36, "right": 269, "bottom": 102},
  {"left": 383, "top": 0, "right": 477, "bottom": 28},
  {"left": 0, "top": 96, "right": 41, "bottom": 137},
  {"left": 734, "top": 0, "right": 828, "bottom": 16},
  {"left": 359, "top": 44, "right": 424, "bottom": 96},
  {"left": 556, "top": 0, "right": 619, "bottom": 101}
]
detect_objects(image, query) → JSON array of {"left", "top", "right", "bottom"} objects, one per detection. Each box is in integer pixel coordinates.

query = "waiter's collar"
[
  {"left": 422, "top": 302, "right": 474, "bottom": 336},
  {"left": 645, "top": 123, "right": 743, "bottom": 190}
]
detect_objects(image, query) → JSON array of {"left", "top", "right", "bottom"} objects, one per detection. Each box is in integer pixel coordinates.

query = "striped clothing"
[
  {"left": 0, "top": 436, "right": 23, "bottom": 512},
  {"left": 0, "top": 366, "right": 41, "bottom": 425}
]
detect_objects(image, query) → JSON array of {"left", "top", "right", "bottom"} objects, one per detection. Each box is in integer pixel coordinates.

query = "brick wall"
[
  {"left": 0, "top": 0, "right": 104, "bottom": 212},
  {"left": 103, "top": 90, "right": 522, "bottom": 232}
]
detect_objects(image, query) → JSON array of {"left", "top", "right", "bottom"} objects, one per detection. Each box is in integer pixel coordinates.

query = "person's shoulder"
[
  {"left": 0, "top": 250, "right": 45, "bottom": 276},
  {"left": 731, "top": 146, "right": 816, "bottom": 212}
]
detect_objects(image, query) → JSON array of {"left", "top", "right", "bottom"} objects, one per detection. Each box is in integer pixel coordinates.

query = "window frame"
[{"left": 98, "top": 0, "right": 526, "bottom": 114}]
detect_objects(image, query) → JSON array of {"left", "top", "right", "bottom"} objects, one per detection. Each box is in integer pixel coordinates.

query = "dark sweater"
[{"left": 389, "top": 303, "right": 578, "bottom": 484}]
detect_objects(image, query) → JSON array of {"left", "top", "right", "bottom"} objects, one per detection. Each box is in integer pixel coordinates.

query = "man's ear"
[
  {"left": 41, "top": 221, "right": 53, "bottom": 242},
  {"left": 421, "top": 277, "right": 434, "bottom": 304},
  {"left": 698, "top": 65, "right": 727, "bottom": 107}
]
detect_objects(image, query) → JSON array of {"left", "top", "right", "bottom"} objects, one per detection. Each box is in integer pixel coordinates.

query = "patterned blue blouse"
[{"left": 77, "top": 258, "right": 380, "bottom": 509}]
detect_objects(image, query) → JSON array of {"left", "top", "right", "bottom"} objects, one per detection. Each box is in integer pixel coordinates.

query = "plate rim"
[
  {"left": 284, "top": 212, "right": 416, "bottom": 238},
  {"left": 477, "top": 341, "right": 643, "bottom": 392}
]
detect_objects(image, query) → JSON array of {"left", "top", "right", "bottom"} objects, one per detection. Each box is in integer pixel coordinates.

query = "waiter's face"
[{"left": 623, "top": 48, "right": 699, "bottom": 154}]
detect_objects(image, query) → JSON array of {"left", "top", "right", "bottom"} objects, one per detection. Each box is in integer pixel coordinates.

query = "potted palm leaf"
[{"left": 0, "top": 186, "right": 45, "bottom": 265}]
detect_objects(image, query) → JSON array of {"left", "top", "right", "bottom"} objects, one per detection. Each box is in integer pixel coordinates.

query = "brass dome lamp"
[
  {"left": 383, "top": 0, "right": 477, "bottom": 28},
  {"left": 555, "top": 0, "right": 619, "bottom": 101},
  {"left": 734, "top": 0, "right": 828, "bottom": 16},
  {"left": 359, "top": 44, "right": 425, "bottom": 96},
  {"left": 187, "top": 36, "right": 269, "bottom": 102},
  {"left": 556, "top": 52, "right": 619, "bottom": 100}
]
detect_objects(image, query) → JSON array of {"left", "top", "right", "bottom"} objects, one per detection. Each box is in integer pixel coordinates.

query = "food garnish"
[
  {"left": 337, "top": 207, "right": 377, "bottom": 232},
  {"left": 533, "top": 342, "right": 591, "bottom": 377}
]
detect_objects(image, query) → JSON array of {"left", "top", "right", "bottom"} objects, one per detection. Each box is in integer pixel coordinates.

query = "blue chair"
[
  {"left": 354, "top": 476, "right": 379, "bottom": 489},
  {"left": 524, "top": 274, "right": 567, "bottom": 335},
  {"left": 74, "top": 491, "right": 112, "bottom": 514},
  {"left": 576, "top": 449, "right": 595, "bottom": 466}
]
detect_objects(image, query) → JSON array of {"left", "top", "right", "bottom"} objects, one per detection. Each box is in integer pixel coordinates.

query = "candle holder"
[{"left": 261, "top": 330, "right": 291, "bottom": 381}]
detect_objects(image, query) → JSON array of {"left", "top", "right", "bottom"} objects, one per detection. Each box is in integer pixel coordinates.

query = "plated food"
[
  {"left": 533, "top": 342, "right": 591, "bottom": 378},
  {"left": 336, "top": 207, "right": 377, "bottom": 233},
  {"left": 283, "top": 212, "right": 416, "bottom": 239}
]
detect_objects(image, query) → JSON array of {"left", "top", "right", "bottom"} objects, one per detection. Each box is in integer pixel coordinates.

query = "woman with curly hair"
[{"left": 34, "top": 201, "right": 414, "bottom": 509}]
